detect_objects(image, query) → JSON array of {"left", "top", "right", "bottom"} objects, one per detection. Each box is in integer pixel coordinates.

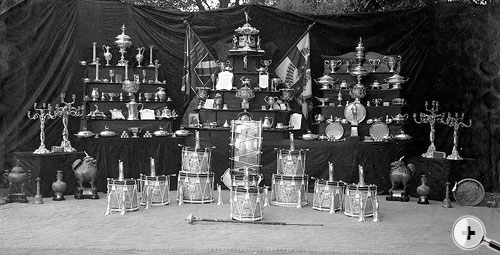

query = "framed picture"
[
  {"left": 203, "top": 99, "right": 215, "bottom": 109},
  {"left": 188, "top": 113, "right": 200, "bottom": 127}
]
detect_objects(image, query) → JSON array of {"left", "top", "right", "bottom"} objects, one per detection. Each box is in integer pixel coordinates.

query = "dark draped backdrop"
[{"left": 1, "top": 0, "right": 499, "bottom": 191}]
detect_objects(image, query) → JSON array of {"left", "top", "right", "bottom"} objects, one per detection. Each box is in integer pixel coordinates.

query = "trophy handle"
[
  {"left": 138, "top": 103, "right": 143, "bottom": 111},
  {"left": 383, "top": 56, "right": 389, "bottom": 62}
]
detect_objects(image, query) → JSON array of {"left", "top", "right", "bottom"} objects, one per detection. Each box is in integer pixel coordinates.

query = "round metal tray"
[{"left": 453, "top": 178, "right": 485, "bottom": 206}]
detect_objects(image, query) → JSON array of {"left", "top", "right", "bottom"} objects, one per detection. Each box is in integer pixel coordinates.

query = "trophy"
[
  {"left": 54, "top": 93, "right": 84, "bottom": 152},
  {"left": 135, "top": 47, "right": 145, "bottom": 67},
  {"left": 344, "top": 60, "right": 352, "bottom": 73},
  {"left": 442, "top": 112, "right": 472, "bottom": 160},
  {"left": 383, "top": 55, "right": 402, "bottom": 73},
  {"left": 260, "top": 59, "right": 272, "bottom": 72},
  {"left": 279, "top": 87, "right": 294, "bottom": 111},
  {"left": 196, "top": 86, "right": 211, "bottom": 109},
  {"left": 413, "top": 101, "right": 446, "bottom": 158},
  {"left": 122, "top": 60, "right": 139, "bottom": 97},
  {"left": 129, "top": 127, "right": 141, "bottom": 138},
  {"left": 114, "top": 25, "right": 133, "bottom": 66},
  {"left": 235, "top": 77, "right": 255, "bottom": 109},
  {"left": 154, "top": 59, "right": 161, "bottom": 84},
  {"left": 325, "top": 60, "right": 342, "bottom": 73},
  {"left": 125, "top": 97, "right": 143, "bottom": 120},
  {"left": 368, "top": 59, "right": 380, "bottom": 72},
  {"left": 27, "top": 103, "right": 57, "bottom": 154},
  {"left": 102, "top": 45, "right": 112, "bottom": 66}
]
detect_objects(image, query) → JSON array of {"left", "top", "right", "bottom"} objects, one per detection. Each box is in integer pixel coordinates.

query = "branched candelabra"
[
  {"left": 27, "top": 103, "right": 57, "bottom": 154},
  {"left": 442, "top": 112, "right": 471, "bottom": 160},
  {"left": 55, "top": 93, "right": 84, "bottom": 152},
  {"left": 413, "top": 101, "right": 446, "bottom": 158}
]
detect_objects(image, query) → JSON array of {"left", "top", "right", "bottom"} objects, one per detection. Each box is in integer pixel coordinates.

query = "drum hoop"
[
  {"left": 108, "top": 179, "right": 137, "bottom": 185},
  {"left": 179, "top": 171, "right": 213, "bottom": 177},
  {"left": 273, "top": 174, "right": 308, "bottom": 181}
]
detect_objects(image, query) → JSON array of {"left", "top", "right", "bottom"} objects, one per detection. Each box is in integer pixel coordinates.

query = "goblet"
[{"left": 109, "top": 70, "right": 115, "bottom": 83}]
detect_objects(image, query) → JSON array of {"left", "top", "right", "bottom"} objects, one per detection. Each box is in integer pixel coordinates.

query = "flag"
[
  {"left": 274, "top": 23, "right": 314, "bottom": 118},
  {"left": 181, "top": 24, "right": 218, "bottom": 108}
]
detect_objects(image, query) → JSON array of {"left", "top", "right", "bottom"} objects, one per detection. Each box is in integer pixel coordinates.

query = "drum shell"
[
  {"left": 177, "top": 171, "right": 214, "bottom": 204},
  {"left": 106, "top": 179, "right": 140, "bottom": 212},
  {"left": 140, "top": 175, "right": 171, "bottom": 206},
  {"left": 181, "top": 147, "right": 212, "bottom": 173},
  {"left": 270, "top": 174, "right": 308, "bottom": 207},
  {"left": 276, "top": 149, "right": 307, "bottom": 176},
  {"left": 343, "top": 184, "right": 377, "bottom": 217},
  {"left": 312, "top": 179, "right": 345, "bottom": 211},
  {"left": 230, "top": 186, "right": 263, "bottom": 221}
]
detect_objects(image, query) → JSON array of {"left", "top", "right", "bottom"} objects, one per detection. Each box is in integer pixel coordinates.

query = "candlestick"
[
  {"left": 34, "top": 177, "right": 44, "bottom": 204},
  {"left": 328, "top": 162, "right": 334, "bottom": 182},
  {"left": 91, "top": 42, "right": 97, "bottom": 65},
  {"left": 442, "top": 112, "right": 472, "bottom": 160},
  {"left": 154, "top": 59, "right": 161, "bottom": 84},
  {"left": 150, "top": 157, "right": 156, "bottom": 177},
  {"left": 54, "top": 93, "right": 84, "bottom": 152},
  {"left": 27, "top": 102, "right": 57, "bottom": 154},
  {"left": 358, "top": 165, "right": 365, "bottom": 187},
  {"left": 442, "top": 182, "right": 452, "bottom": 208},
  {"left": 94, "top": 57, "right": 101, "bottom": 82},
  {"left": 413, "top": 101, "right": 446, "bottom": 158},
  {"left": 147, "top": 45, "right": 155, "bottom": 67}
]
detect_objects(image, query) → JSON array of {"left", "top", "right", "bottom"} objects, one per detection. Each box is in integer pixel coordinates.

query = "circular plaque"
[
  {"left": 325, "top": 122, "right": 344, "bottom": 140},
  {"left": 453, "top": 178, "right": 485, "bottom": 206},
  {"left": 369, "top": 122, "right": 390, "bottom": 142},
  {"left": 344, "top": 102, "right": 366, "bottom": 124}
]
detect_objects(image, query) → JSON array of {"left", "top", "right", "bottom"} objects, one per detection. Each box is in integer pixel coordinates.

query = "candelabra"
[
  {"left": 442, "top": 112, "right": 471, "bottom": 160},
  {"left": 413, "top": 101, "right": 445, "bottom": 158},
  {"left": 27, "top": 103, "right": 57, "bottom": 154},
  {"left": 55, "top": 93, "right": 84, "bottom": 152}
]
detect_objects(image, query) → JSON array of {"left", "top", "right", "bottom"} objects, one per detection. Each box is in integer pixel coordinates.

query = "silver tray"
[
  {"left": 325, "top": 122, "right": 344, "bottom": 140},
  {"left": 369, "top": 122, "right": 389, "bottom": 142},
  {"left": 453, "top": 178, "right": 485, "bottom": 206}
]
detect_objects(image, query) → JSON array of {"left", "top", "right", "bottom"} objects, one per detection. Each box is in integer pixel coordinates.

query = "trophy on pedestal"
[
  {"left": 73, "top": 152, "right": 99, "bottom": 199},
  {"left": 386, "top": 156, "right": 415, "bottom": 202},
  {"left": 236, "top": 77, "right": 255, "bottom": 109},
  {"left": 196, "top": 86, "right": 211, "bottom": 109}
]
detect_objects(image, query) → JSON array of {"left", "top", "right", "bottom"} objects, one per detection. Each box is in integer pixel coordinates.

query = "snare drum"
[
  {"left": 105, "top": 178, "right": 140, "bottom": 214},
  {"left": 181, "top": 147, "right": 212, "bottom": 173},
  {"left": 276, "top": 149, "right": 307, "bottom": 176},
  {"left": 231, "top": 186, "right": 263, "bottom": 221},
  {"left": 177, "top": 171, "right": 214, "bottom": 204},
  {"left": 312, "top": 179, "right": 345, "bottom": 212},
  {"left": 270, "top": 174, "right": 308, "bottom": 207},
  {"left": 140, "top": 175, "right": 171, "bottom": 206},
  {"left": 344, "top": 184, "right": 377, "bottom": 217}
]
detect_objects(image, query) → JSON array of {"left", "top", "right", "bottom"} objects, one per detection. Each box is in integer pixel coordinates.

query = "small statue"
[
  {"left": 72, "top": 151, "right": 99, "bottom": 199},
  {"left": 257, "top": 36, "right": 261, "bottom": 50},
  {"left": 386, "top": 156, "right": 415, "bottom": 202},
  {"left": 243, "top": 55, "right": 248, "bottom": 69},
  {"left": 232, "top": 35, "right": 238, "bottom": 49}
]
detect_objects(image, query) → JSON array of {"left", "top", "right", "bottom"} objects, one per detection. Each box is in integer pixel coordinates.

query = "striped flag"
[
  {"left": 181, "top": 24, "right": 218, "bottom": 108},
  {"left": 274, "top": 23, "right": 314, "bottom": 118}
]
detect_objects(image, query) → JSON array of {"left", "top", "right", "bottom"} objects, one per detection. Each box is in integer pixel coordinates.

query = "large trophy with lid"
[
  {"left": 230, "top": 11, "right": 264, "bottom": 53},
  {"left": 345, "top": 38, "right": 368, "bottom": 140},
  {"left": 115, "top": 25, "right": 133, "bottom": 66}
]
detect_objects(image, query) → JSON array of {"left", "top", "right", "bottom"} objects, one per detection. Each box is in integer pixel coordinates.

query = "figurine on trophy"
[
  {"left": 413, "top": 101, "right": 446, "bottom": 158},
  {"left": 236, "top": 77, "right": 255, "bottom": 109}
]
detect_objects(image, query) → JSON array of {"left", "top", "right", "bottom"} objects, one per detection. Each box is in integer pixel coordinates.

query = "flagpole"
[{"left": 275, "top": 22, "right": 316, "bottom": 67}]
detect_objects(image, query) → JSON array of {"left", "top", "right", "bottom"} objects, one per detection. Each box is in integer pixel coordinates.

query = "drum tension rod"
[{"left": 185, "top": 214, "right": 323, "bottom": 226}]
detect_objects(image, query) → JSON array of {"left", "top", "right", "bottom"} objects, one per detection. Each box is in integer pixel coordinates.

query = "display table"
[
  {"left": 13, "top": 151, "right": 86, "bottom": 197},
  {"left": 406, "top": 156, "right": 477, "bottom": 201},
  {"left": 74, "top": 137, "right": 184, "bottom": 192},
  {"left": 184, "top": 136, "right": 416, "bottom": 193}
]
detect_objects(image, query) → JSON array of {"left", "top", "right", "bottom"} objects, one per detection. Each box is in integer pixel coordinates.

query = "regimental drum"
[
  {"left": 270, "top": 174, "right": 308, "bottom": 207},
  {"left": 140, "top": 175, "right": 171, "bottom": 207},
  {"left": 177, "top": 172, "right": 214, "bottom": 204},
  {"left": 181, "top": 147, "right": 212, "bottom": 173},
  {"left": 105, "top": 179, "right": 140, "bottom": 215},
  {"left": 344, "top": 184, "right": 377, "bottom": 217},
  {"left": 230, "top": 186, "right": 263, "bottom": 221},
  {"left": 276, "top": 149, "right": 307, "bottom": 176},
  {"left": 312, "top": 179, "right": 345, "bottom": 212}
]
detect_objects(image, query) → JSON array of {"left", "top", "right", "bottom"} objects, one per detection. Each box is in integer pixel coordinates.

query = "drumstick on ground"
[{"left": 185, "top": 213, "right": 323, "bottom": 226}]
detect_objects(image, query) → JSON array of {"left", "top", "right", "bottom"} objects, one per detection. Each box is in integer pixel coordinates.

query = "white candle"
[
  {"left": 150, "top": 157, "right": 156, "bottom": 177},
  {"left": 118, "top": 160, "right": 124, "bottom": 181},
  {"left": 92, "top": 42, "right": 97, "bottom": 63},
  {"left": 328, "top": 162, "right": 334, "bottom": 182}
]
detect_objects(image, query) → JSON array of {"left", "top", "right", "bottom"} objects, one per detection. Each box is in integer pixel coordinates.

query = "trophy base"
[
  {"left": 53, "top": 193, "right": 65, "bottom": 201},
  {"left": 33, "top": 195, "right": 44, "bottom": 204},
  {"left": 75, "top": 188, "right": 99, "bottom": 199},
  {"left": 241, "top": 102, "right": 250, "bottom": 109},
  {"left": 5, "top": 193, "right": 29, "bottom": 203},
  {"left": 386, "top": 190, "right": 409, "bottom": 202},
  {"left": 417, "top": 196, "right": 429, "bottom": 204},
  {"left": 442, "top": 199, "right": 452, "bottom": 208}
]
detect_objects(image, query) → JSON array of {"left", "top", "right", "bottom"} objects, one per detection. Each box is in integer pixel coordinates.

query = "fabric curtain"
[{"left": 1, "top": 0, "right": 499, "bottom": 191}]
